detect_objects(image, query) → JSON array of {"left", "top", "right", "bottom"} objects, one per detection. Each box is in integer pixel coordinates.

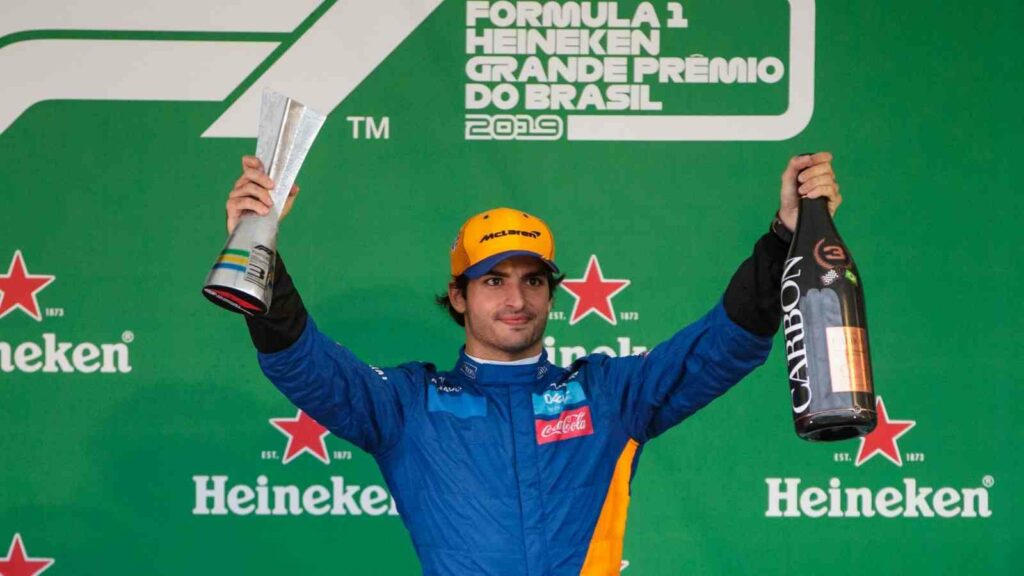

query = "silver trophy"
[{"left": 202, "top": 89, "right": 326, "bottom": 315}]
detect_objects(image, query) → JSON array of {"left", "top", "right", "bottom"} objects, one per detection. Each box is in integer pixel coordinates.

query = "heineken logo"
[
  {"left": 192, "top": 475, "right": 399, "bottom": 517},
  {"left": 0, "top": 250, "right": 135, "bottom": 375},
  {"left": 765, "top": 477, "right": 993, "bottom": 519},
  {"left": 0, "top": 332, "right": 133, "bottom": 374},
  {"left": 764, "top": 399, "right": 995, "bottom": 520}
]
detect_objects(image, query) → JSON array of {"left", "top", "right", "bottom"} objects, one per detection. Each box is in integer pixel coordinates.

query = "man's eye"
[
  {"left": 527, "top": 277, "right": 544, "bottom": 287},
  {"left": 485, "top": 277, "right": 502, "bottom": 286}
]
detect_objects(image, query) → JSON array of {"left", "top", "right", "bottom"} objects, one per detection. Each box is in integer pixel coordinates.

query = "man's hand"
[
  {"left": 778, "top": 152, "right": 841, "bottom": 232},
  {"left": 225, "top": 155, "right": 300, "bottom": 234}
]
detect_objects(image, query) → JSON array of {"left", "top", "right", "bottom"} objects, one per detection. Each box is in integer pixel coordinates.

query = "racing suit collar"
[{"left": 454, "top": 347, "right": 551, "bottom": 386}]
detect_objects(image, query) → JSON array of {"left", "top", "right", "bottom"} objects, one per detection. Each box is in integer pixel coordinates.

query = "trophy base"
[
  {"left": 795, "top": 407, "right": 877, "bottom": 442},
  {"left": 202, "top": 285, "right": 268, "bottom": 316}
]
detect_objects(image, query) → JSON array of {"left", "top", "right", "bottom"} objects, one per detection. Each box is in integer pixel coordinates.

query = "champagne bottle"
[{"left": 781, "top": 197, "right": 876, "bottom": 441}]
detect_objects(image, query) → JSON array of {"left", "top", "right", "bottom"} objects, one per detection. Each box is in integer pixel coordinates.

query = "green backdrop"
[{"left": 1, "top": 1, "right": 1019, "bottom": 574}]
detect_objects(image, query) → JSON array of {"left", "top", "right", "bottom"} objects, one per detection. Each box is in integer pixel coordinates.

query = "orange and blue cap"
[{"left": 450, "top": 207, "right": 558, "bottom": 279}]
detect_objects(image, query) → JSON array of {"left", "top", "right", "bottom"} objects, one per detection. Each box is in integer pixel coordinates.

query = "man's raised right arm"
[{"left": 226, "top": 156, "right": 411, "bottom": 456}]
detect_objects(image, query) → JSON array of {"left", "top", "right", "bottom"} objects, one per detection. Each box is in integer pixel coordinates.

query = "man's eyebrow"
[{"left": 483, "top": 270, "right": 510, "bottom": 278}]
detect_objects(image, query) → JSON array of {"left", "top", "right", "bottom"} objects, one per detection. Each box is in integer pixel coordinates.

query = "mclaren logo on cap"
[{"left": 480, "top": 230, "right": 542, "bottom": 243}]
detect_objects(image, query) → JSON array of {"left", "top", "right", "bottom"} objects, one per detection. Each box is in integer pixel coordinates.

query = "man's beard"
[{"left": 467, "top": 311, "right": 548, "bottom": 357}]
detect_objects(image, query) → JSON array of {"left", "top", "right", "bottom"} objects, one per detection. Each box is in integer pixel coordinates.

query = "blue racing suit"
[{"left": 247, "top": 229, "right": 790, "bottom": 576}]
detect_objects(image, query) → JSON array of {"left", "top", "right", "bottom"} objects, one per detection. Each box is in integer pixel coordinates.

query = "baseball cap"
[{"left": 449, "top": 207, "right": 559, "bottom": 278}]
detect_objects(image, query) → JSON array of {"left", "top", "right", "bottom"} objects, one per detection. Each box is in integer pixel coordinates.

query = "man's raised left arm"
[{"left": 594, "top": 153, "right": 841, "bottom": 442}]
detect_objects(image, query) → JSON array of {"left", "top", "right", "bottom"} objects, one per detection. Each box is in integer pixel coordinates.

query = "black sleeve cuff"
[
  {"left": 722, "top": 224, "right": 790, "bottom": 337},
  {"left": 245, "top": 253, "right": 308, "bottom": 353}
]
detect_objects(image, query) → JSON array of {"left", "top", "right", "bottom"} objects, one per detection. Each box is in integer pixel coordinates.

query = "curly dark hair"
[{"left": 435, "top": 271, "right": 564, "bottom": 327}]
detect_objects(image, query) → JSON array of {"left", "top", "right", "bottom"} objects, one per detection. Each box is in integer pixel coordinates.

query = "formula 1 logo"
[
  {"left": 0, "top": 0, "right": 443, "bottom": 137},
  {"left": 1, "top": 0, "right": 813, "bottom": 141}
]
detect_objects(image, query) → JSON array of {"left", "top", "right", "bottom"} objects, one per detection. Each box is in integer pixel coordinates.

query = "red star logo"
[
  {"left": 855, "top": 397, "right": 916, "bottom": 467},
  {"left": 270, "top": 410, "right": 330, "bottom": 464},
  {"left": 0, "top": 534, "right": 54, "bottom": 576},
  {"left": 560, "top": 255, "right": 630, "bottom": 325},
  {"left": 0, "top": 251, "right": 55, "bottom": 322}
]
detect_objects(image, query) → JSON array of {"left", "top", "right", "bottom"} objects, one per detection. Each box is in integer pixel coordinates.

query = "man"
[{"left": 225, "top": 153, "right": 840, "bottom": 575}]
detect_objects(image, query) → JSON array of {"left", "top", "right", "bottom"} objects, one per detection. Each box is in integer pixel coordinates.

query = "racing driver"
[{"left": 225, "top": 152, "right": 841, "bottom": 575}]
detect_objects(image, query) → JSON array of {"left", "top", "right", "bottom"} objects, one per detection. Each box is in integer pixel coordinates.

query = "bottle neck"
[
  {"left": 799, "top": 196, "right": 830, "bottom": 216},
  {"left": 794, "top": 197, "right": 834, "bottom": 237}
]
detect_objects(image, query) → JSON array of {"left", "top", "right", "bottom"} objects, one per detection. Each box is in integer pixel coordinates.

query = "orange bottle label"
[{"left": 825, "top": 326, "right": 873, "bottom": 393}]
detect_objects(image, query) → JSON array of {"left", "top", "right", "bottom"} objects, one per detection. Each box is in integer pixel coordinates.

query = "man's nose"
[{"left": 504, "top": 283, "right": 526, "bottom": 308}]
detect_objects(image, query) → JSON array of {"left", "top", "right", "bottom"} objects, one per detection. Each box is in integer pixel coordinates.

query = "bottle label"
[{"left": 825, "top": 326, "right": 872, "bottom": 393}]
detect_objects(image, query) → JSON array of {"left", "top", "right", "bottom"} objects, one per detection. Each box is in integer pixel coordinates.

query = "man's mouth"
[{"left": 498, "top": 314, "right": 532, "bottom": 326}]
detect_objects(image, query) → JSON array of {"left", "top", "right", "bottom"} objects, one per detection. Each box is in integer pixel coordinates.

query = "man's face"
[{"left": 450, "top": 255, "right": 552, "bottom": 361}]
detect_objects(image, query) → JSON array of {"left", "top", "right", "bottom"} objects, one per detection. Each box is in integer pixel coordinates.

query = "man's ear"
[{"left": 449, "top": 281, "right": 467, "bottom": 314}]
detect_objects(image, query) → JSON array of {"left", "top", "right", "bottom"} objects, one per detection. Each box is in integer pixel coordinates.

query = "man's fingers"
[
  {"left": 233, "top": 167, "right": 274, "bottom": 190},
  {"left": 241, "top": 155, "right": 262, "bottom": 170},
  {"left": 798, "top": 174, "right": 837, "bottom": 193},
  {"left": 807, "top": 151, "right": 833, "bottom": 164},
  {"left": 243, "top": 167, "right": 274, "bottom": 189},
  {"left": 783, "top": 153, "right": 823, "bottom": 181},
  {"left": 227, "top": 196, "right": 271, "bottom": 216},
  {"left": 797, "top": 163, "right": 834, "bottom": 183},
  {"left": 228, "top": 182, "right": 274, "bottom": 206},
  {"left": 803, "top": 183, "right": 840, "bottom": 200},
  {"left": 786, "top": 152, "right": 834, "bottom": 173},
  {"left": 784, "top": 154, "right": 809, "bottom": 178}
]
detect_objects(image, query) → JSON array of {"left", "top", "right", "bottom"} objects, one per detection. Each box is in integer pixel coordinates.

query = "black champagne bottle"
[{"left": 781, "top": 197, "right": 876, "bottom": 441}]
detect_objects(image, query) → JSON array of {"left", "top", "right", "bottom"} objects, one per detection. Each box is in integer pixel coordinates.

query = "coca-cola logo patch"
[{"left": 535, "top": 406, "right": 594, "bottom": 445}]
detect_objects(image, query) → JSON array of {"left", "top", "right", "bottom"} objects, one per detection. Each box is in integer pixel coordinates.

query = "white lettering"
[
  {"left": 765, "top": 477, "right": 992, "bottom": 519},
  {"left": 1, "top": 333, "right": 133, "bottom": 374},
  {"left": 272, "top": 485, "right": 302, "bottom": 515},
  {"left": 961, "top": 487, "right": 991, "bottom": 518},
  {"left": 72, "top": 343, "right": 101, "bottom": 373},
  {"left": 875, "top": 487, "right": 903, "bottom": 518},
  {"left": 361, "top": 485, "right": 391, "bottom": 516},
  {"left": 934, "top": 487, "right": 961, "bottom": 518},
  {"left": 192, "top": 475, "right": 228, "bottom": 515},
  {"left": 227, "top": 484, "right": 256, "bottom": 515},
  {"left": 764, "top": 478, "right": 800, "bottom": 518},
  {"left": 799, "top": 487, "right": 828, "bottom": 518},
  {"left": 331, "top": 477, "right": 363, "bottom": 515},
  {"left": 14, "top": 342, "right": 42, "bottom": 372},
  {"left": 303, "top": 485, "right": 332, "bottom": 516},
  {"left": 43, "top": 333, "right": 72, "bottom": 372},
  {"left": 902, "top": 478, "right": 934, "bottom": 517}
]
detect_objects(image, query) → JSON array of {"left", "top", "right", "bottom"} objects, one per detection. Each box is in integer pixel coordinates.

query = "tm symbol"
[{"left": 347, "top": 116, "right": 390, "bottom": 140}]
